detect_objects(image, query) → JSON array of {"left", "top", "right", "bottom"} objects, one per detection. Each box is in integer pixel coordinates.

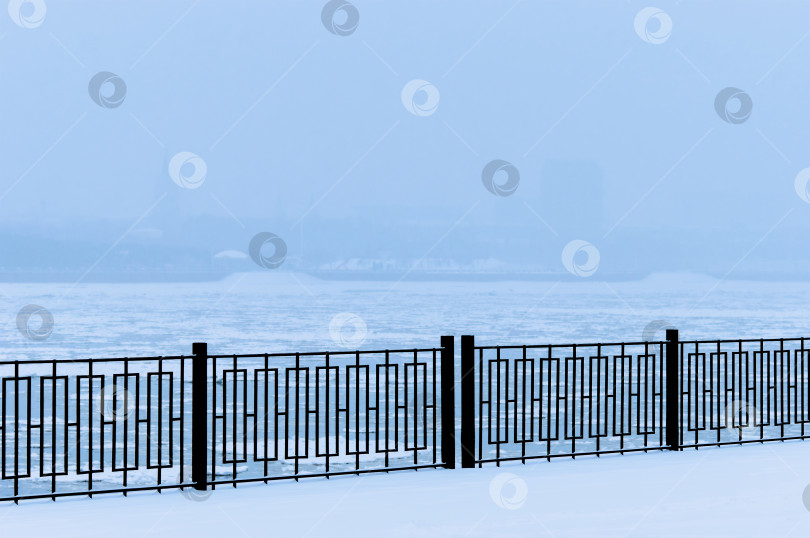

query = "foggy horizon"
[{"left": 2, "top": 0, "right": 809, "bottom": 281}]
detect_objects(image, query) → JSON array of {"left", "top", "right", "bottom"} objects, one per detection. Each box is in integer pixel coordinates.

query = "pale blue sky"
[{"left": 0, "top": 1, "right": 808, "bottom": 277}]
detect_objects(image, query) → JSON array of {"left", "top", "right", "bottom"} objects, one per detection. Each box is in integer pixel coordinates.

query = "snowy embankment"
[{"left": 2, "top": 442, "right": 808, "bottom": 537}]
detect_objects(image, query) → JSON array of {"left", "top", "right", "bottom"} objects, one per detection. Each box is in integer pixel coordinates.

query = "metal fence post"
[
  {"left": 460, "top": 335, "right": 475, "bottom": 468},
  {"left": 192, "top": 342, "right": 208, "bottom": 490},
  {"left": 440, "top": 336, "right": 455, "bottom": 469},
  {"left": 665, "top": 329, "right": 680, "bottom": 451}
]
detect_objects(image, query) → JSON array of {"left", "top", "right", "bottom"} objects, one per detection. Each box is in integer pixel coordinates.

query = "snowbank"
[{"left": 2, "top": 441, "right": 808, "bottom": 536}]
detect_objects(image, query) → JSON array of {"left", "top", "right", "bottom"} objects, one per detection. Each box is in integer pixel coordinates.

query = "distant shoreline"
[{"left": 0, "top": 270, "right": 806, "bottom": 284}]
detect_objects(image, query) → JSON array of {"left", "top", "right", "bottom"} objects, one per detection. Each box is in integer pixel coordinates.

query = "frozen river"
[{"left": 2, "top": 271, "right": 809, "bottom": 360}]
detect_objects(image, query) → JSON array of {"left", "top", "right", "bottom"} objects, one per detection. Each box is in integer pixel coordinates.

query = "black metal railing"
[
  {"left": 459, "top": 336, "right": 670, "bottom": 466},
  {"left": 678, "top": 337, "right": 810, "bottom": 449},
  {"left": 0, "top": 339, "right": 453, "bottom": 503},
  {"left": 0, "top": 355, "right": 195, "bottom": 502},
  {"left": 2, "top": 331, "right": 809, "bottom": 503},
  {"left": 200, "top": 342, "right": 449, "bottom": 490},
  {"left": 458, "top": 331, "right": 810, "bottom": 467}
]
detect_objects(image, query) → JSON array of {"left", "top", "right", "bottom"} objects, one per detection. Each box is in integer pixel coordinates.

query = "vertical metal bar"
[
  {"left": 479, "top": 347, "right": 484, "bottom": 468},
  {"left": 432, "top": 349, "right": 436, "bottom": 465},
  {"left": 180, "top": 356, "right": 184, "bottom": 488},
  {"left": 123, "top": 358, "right": 129, "bottom": 495},
  {"left": 440, "top": 335, "right": 455, "bottom": 469},
  {"left": 659, "top": 342, "right": 664, "bottom": 448},
  {"left": 460, "top": 335, "right": 475, "bottom": 468},
  {"left": 774, "top": 338, "right": 790, "bottom": 437},
  {"left": 754, "top": 338, "right": 771, "bottom": 439},
  {"left": 192, "top": 342, "right": 208, "bottom": 492},
  {"left": 611, "top": 354, "right": 617, "bottom": 447},
  {"left": 88, "top": 358, "right": 93, "bottom": 497},
  {"left": 737, "top": 340, "right": 743, "bottom": 442},
  {"left": 578, "top": 345, "right": 584, "bottom": 453},
  {"left": 305, "top": 360, "right": 313, "bottom": 473},
  {"left": 412, "top": 349, "right": 417, "bottom": 466},
  {"left": 521, "top": 346, "right": 527, "bottom": 463},
  {"left": 425, "top": 351, "right": 430, "bottom": 461},
  {"left": 572, "top": 343, "right": 578, "bottom": 456},
  {"left": 588, "top": 344, "right": 602, "bottom": 452},
  {"left": 404, "top": 353, "right": 408, "bottom": 462},
  {"left": 645, "top": 344, "right": 652, "bottom": 447},
  {"left": 496, "top": 346, "right": 501, "bottom": 466},
  {"left": 326, "top": 351, "right": 331, "bottom": 475},
  {"left": 666, "top": 329, "right": 680, "bottom": 451},
  {"left": 211, "top": 355, "right": 217, "bottom": 489},
  {"left": 394, "top": 355, "right": 399, "bottom": 455},
  {"left": 14, "top": 361, "right": 19, "bottom": 501},
  {"left": 356, "top": 350, "right": 361, "bottom": 473},
  {"left": 542, "top": 354, "right": 550, "bottom": 457},
  {"left": 384, "top": 350, "right": 389, "bottom": 469},
  {"left": 687, "top": 341, "right": 693, "bottom": 447},
  {"left": 530, "top": 353, "right": 535, "bottom": 454},
  {"left": 791, "top": 340, "right": 797, "bottom": 431},
  {"left": 25, "top": 378, "right": 31, "bottom": 480},
  {"left": 642, "top": 343, "right": 648, "bottom": 450},
  {"left": 39, "top": 375, "right": 45, "bottom": 484},
  {"left": 158, "top": 356, "right": 163, "bottom": 491},
  {"left": 714, "top": 341, "right": 720, "bottom": 445},
  {"left": 700, "top": 344, "right": 706, "bottom": 446},
  {"left": 109, "top": 370, "right": 116, "bottom": 474},
  {"left": 51, "top": 360, "right": 57, "bottom": 500},
  {"left": 619, "top": 343, "right": 625, "bottom": 453},
  {"left": 2, "top": 378, "right": 6, "bottom": 499},
  {"left": 264, "top": 353, "right": 269, "bottom": 482},
  {"left": 549, "top": 346, "right": 554, "bottom": 460},
  {"left": 232, "top": 355, "right": 237, "bottom": 487},
  {"left": 802, "top": 338, "right": 806, "bottom": 438},
  {"left": 95, "top": 376, "right": 102, "bottom": 481},
  {"left": 274, "top": 359, "right": 279, "bottom": 478},
  {"left": 364, "top": 353, "right": 369, "bottom": 469},
  {"left": 295, "top": 352, "right": 300, "bottom": 480},
  {"left": 147, "top": 369, "right": 152, "bottom": 472}
]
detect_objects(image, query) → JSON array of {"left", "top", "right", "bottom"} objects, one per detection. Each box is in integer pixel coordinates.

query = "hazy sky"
[{"left": 1, "top": 1, "right": 808, "bottom": 275}]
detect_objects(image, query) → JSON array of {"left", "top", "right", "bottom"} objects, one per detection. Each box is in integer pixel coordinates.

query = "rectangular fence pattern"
[
  {"left": 460, "top": 334, "right": 810, "bottom": 467},
  {"left": 203, "top": 345, "right": 446, "bottom": 489},
  {"left": 1, "top": 333, "right": 809, "bottom": 503},
  {"left": 462, "top": 337, "right": 670, "bottom": 466},
  {"left": 0, "top": 355, "right": 194, "bottom": 502},
  {"left": 0, "top": 342, "right": 451, "bottom": 502},
  {"left": 679, "top": 338, "right": 810, "bottom": 448}
]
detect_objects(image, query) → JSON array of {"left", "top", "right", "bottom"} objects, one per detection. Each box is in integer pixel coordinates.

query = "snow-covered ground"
[{"left": 1, "top": 441, "right": 808, "bottom": 537}]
